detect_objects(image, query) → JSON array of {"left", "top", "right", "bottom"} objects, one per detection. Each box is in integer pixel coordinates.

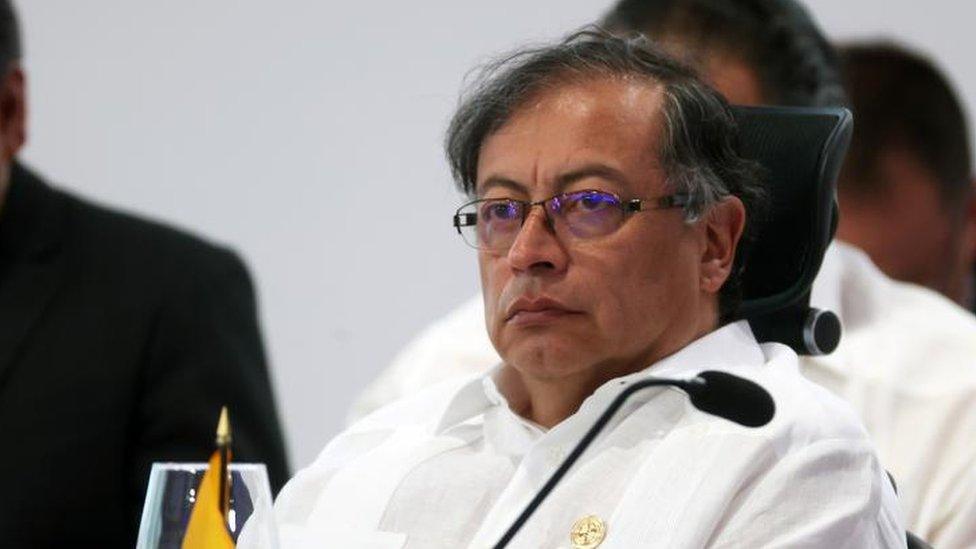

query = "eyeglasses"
[{"left": 452, "top": 189, "right": 689, "bottom": 251}]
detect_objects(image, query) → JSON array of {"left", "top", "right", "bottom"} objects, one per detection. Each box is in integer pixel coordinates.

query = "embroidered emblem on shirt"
[{"left": 570, "top": 515, "right": 607, "bottom": 548}]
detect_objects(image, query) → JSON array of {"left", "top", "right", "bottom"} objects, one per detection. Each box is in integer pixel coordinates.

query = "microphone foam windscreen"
[{"left": 688, "top": 371, "right": 776, "bottom": 428}]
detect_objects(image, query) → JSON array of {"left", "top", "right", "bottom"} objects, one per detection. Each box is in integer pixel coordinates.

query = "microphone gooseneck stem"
[{"left": 493, "top": 377, "right": 698, "bottom": 549}]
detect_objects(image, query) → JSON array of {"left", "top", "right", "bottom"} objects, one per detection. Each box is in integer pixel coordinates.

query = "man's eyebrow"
[
  {"left": 477, "top": 164, "right": 630, "bottom": 196},
  {"left": 554, "top": 164, "right": 630, "bottom": 192},
  {"left": 478, "top": 177, "right": 527, "bottom": 197}
]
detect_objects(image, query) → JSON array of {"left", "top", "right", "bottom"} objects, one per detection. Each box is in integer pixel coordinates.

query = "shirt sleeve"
[
  {"left": 269, "top": 428, "right": 395, "bottom": 547},
  {"left": 708, "top": 437, "right": 906, "bottom": 549}
]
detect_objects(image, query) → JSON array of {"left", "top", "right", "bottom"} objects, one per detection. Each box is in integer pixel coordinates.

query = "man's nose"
[{"left": 506, "top": 206, "right": 569, "bottom": 274}]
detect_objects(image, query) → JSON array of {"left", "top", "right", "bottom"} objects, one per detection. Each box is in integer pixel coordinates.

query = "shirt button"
[{"left": 570, "top": 515, "right": 607, "bottom": 548}]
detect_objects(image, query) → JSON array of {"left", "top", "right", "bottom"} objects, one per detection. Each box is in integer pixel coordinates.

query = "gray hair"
[{"left": 445, "top": 29, "right": 767, "bottom": 317}]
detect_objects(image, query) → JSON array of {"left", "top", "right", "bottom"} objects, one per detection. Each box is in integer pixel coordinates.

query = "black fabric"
[
  {"left": 0, "top": 163, "right": 289, "bottom": 548},
  {"left": 734, "top": 106, "right": 848, "bottom": 312},
  {"left": 724, "top": 106, "right": 852, "bottom": 355}
]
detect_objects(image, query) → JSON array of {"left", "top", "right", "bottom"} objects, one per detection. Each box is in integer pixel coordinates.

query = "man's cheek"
[{"left": 483, "top": 278, "right": 506, "bottom": 333}]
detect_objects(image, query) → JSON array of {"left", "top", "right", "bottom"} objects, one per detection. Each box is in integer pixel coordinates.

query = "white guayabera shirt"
[
  {"left": 349, "top": 241, "right": 976, "bottom": 548},
  {"left": 271, "top": 321, "right": 905, "bottom": 548}
]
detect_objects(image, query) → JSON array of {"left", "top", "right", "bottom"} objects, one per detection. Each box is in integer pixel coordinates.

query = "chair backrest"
[
  {"left": 732, "top": 106, "right": 853, "bottom": 355},
  {"left": 734, "top": 108, "right": 933, "bottom": 546}
]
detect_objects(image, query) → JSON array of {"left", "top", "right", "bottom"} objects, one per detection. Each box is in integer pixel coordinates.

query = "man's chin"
[{"left": 498, "top": 337, "right": 596, "bottom": 379}]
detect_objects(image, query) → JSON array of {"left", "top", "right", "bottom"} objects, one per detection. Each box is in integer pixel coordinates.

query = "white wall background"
[{"left": 15, "top": 0, "right": 976, "bottom": 471}]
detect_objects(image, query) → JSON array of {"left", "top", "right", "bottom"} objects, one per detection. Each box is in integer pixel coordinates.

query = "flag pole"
[{"left": 215, "top": 406, "right": 232, "bottom": 521}]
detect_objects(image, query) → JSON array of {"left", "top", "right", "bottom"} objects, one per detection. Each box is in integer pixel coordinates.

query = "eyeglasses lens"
[
  {"left": 561, "top": 191, "right": 624, "bottom": 238},
  {"left": 453, "top": 200, "right": 521, "bottom": 250},
  {"left": 457, "top": 191, "right": 625, "bottom": 251}
]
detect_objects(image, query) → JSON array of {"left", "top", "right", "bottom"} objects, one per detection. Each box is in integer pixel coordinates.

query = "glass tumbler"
[{"left": 136, "top": 462, "right": 279, "bottom": 549}]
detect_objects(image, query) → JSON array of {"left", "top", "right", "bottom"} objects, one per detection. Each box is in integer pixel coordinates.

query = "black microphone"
[
  {"left": 683, "top": 370, "right": 775, "bottom": 428},
  {"left": 493, "top": 370, "right": 775, "bottom": 549}
]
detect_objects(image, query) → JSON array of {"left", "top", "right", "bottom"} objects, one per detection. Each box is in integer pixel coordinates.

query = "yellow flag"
[{"left": 181, "top": 450, "right": 235, "bottom": 549}]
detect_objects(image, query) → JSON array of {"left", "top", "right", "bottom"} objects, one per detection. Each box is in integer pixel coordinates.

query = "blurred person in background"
[
  {"left": 836, "top": 41, "right": 976, "bottom": 311},
  {"left": 349, "top": 1, "right": 976, "bottom": 546},
  {"left": 0, "top": 2, "right": 288, "bottom": 546}
]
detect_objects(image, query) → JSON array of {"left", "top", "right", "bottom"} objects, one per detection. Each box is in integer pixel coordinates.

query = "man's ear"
[
  {"left": 700, "top": 196, "right": 746, "bottom": 294},
  {"left": 0, "top": 65, "right": 26, "bottom": 162}
]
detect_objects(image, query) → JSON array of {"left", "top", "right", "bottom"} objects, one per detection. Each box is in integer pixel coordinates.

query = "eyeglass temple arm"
[
  {"left": 453, "top": 212, "right": 477, "bottom": 229},
  {"left": 627, "top": 193, "right": 690, "bottom": 212}
]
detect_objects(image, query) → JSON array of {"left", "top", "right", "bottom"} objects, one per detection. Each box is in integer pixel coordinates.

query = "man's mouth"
[{"left": 505, "top": 296, "right": 581, "bottom": 325}]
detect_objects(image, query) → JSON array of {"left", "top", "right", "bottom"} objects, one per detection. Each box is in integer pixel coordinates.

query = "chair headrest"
[{"left": 732, "top": 106, "right": 853, "bottom": 355}]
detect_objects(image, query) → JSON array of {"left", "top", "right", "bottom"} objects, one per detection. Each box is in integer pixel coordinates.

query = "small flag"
[{"left": 181, "top": 407, "right": 235, "bottom": 549}]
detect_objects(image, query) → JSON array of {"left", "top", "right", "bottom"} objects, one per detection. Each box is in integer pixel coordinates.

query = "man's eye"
[
  {"left": 484, "top": 201, "right": 520, "bottom": 221},
  {"left": 575, "top": 193, "right": 614, "bottom": 212}
]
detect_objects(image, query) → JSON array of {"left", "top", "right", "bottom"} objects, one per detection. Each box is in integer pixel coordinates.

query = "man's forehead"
[
  {"left": 515, "top": 76, "right": 665, "bottom": 119},
  {"left": 480, "top": 78, "right": 666, "bottom": 154},
  {"left": 475, "top": 78, "right": 667, "bottom": 195}
]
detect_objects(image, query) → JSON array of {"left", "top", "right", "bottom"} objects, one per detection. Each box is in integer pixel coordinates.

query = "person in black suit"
[{"left": 0, "top": 3, "right": 289, "bottom": 547}]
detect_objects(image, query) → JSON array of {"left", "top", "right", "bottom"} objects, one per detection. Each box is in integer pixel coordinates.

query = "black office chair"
[
  {"left": 733, "top": 106, "right": 931, "bottom": 549},
  {"left": 733, "top": 105, "right": 850, "bottom": 355}
]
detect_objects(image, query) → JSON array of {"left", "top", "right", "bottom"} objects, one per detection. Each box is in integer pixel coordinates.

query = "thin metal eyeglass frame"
[{"left": 452, "top": 189, "right": 690, "bottom": 251}]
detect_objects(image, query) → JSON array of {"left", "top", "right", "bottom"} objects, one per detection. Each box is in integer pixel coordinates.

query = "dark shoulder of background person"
[{"left": 0, "top": 162, "right": 289, "bottom": 548}]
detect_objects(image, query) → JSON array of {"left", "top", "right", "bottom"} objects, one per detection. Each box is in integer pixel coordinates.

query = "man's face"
[
  {"left": 655, "top": 38, "right": 765, "bottom": 106},
  {"left": 0, "top": 65, "right": 27, "bottom": 210},
  {"left": 837, "top": 149, "right": 976, "bottom": 305},
  {"left": 0, "top": 66, "right": 26, "bottom": 163},
  {"left": 476, "top": 79, "right": 716, "bottom": 381}
]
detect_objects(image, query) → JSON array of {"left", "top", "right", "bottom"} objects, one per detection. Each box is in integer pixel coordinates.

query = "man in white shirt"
[
  {"left": 352, "top": 2, "right": 976, "bottom": 547},
  {"left": 834, "top": 42, "right": 976, "bottom": 310},
  {"left": 275, "top": 30, "right": 904, "bottom": 547},
  {"left": 354, "top": 243, "right": 976, "bottom": 547}
]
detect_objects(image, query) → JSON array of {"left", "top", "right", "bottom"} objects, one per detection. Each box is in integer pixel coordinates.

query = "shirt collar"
[
  {"left": 433, "top": 320, "right": 765, "bottom": 434},
  {"left": 624, "top": 319, "right": 764, "bottom": 381},
  {"left": 433, "top": 367, "right": 500, "bottom": 434}
]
